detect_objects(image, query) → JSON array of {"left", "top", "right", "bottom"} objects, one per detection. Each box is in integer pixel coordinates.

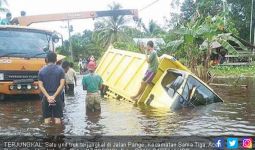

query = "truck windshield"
[
  {"left": 182, "top": 75, "right": 223, "bottom": 106},
  {"left": 0, "top": 30, "right": 52, "bottom": 57}
]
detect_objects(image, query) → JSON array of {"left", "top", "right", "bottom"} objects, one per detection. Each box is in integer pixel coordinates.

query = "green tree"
[
  {"left": 57, "top": 30, "right": 104, "bottom": 61},
  {"left": 181, "top": 0, "right": 196, "bottom": 21},
  {"left": 137, "top": 19, "right": 165, "bottom": 37},
  {"left": 166, "top": 19, "right": 203, "bottom": 68},
  {"left": 166, "top": 16, "right": 247, "bottom": 81},
  {"left": 227, "top": 0, "right": 255, "bottom": 41},
  {"left": 179, "top": 0, "right": 254, "bottom": 41},
  {"left": 94, "top": 2, "right": 131, "bottom": 48}
]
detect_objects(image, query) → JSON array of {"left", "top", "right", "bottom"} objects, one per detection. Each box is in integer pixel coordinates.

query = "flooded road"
[{"left": 0, "top": 76, "right": 255, "bottom": 136}]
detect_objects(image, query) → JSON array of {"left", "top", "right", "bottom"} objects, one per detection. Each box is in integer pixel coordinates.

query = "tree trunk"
[{"left": 202, "top": 46, "right": 212, "bottom": 81}]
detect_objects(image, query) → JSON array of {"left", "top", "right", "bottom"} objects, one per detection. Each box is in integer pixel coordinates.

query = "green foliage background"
[{"left": 55, "top": 1, "right": 255, "bottom": 78}]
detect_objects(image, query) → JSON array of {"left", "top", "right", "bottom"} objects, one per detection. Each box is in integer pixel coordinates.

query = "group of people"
[
  {"left": 78, "top": 55, "right": 96, "bottom": 74},
  {"left": 0, "top": 11, "right": 26, "bottom": 25},
  {"left": 210, "top": 48, "right": 227, "bottom": 66},
  {"left": 38, "top": 53, "right": 103, "bottom": 124},
  {"left": 38, "top": 41, "right": 158, "bottom": 125}
]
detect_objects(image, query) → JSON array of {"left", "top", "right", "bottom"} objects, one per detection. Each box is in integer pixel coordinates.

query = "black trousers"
[
  {"left": 42, "top": 94, "right": 63, "bottom": 118},
  {"left": 65, "top": 84, "right": 74, "bottom": 95}
]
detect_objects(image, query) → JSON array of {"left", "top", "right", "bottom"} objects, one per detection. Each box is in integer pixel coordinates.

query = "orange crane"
[
  {"left": 13, "top": 9, "right": 139, "bottom": 60},
  {"left": 0, "top": 9, "right": 139, "bottom": 100},
  {"left": 15, "top": 9, "right": 139, "bottom": 26}
]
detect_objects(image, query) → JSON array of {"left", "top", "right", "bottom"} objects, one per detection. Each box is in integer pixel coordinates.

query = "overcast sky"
[{"left": 7, "top": 0, "right": 174, "bottom": 38}]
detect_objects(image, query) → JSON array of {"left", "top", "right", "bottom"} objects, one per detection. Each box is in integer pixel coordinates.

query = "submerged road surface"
[{"left": 0, "top": 76, "right": 255, "bottom": 136}]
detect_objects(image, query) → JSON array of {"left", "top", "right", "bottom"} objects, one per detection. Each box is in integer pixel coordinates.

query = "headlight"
[
  {"left": 27, "top": 84, "right": 32, "bottom": 90},
  {"left": 0, "top": 73, "right": 4, "bottom": 80},
  {"left": 17, "top": 84, "right": 22, "bottom": 90},
  {"left": 10, "top": 85, "right": 14, "bottom": 90},
  {"left": 34, "top": 85, "right": 39, "bottom": 90}
]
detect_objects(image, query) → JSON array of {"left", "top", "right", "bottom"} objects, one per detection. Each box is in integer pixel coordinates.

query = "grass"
[{"left": 210, "top": 65, "right": 255, "bottom": 77}]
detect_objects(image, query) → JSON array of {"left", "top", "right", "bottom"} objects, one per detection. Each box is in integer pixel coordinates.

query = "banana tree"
[
  {"left": 165, "top": 18, "right": 205, "bottom": 68},
  {"left": 199, "top": 16, "right": 248, "bottom": 69},
  {"left": 166, "top": 16, "right": 247, "bottom": 81},
  {"left": 200, "top": 33, "right": 248, "bottom": 67}
]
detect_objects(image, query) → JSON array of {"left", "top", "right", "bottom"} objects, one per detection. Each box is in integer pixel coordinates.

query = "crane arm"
[{"left": 16, "top": 9, "right": 138, "bottom": 26}]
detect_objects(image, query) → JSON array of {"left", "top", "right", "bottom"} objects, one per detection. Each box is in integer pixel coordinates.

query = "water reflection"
[{"left": 0, "top": 76, "right": 254, "bottom": 136}]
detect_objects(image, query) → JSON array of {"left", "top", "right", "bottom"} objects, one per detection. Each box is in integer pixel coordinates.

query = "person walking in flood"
[
  {"left": 69, "top": 62, "right": 77, "bottom": 88},
  {"left": 38, "top": 52, "right": 65, "bottom": 124},
  {"left": 78, "top": 58, "right": 84, "bottom": 74},
  {"left": 82, "top": 61, "right": 103, "bottom": 113},
  {"left": 62, "top": 61, "right": 77, "bottom": 95},
  {"left": 131, "top": 41, "right": 159, "bottom": 101}
]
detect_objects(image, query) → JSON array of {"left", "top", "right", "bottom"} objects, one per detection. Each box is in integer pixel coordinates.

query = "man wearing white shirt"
[{"left": 62, "top": 61, "right": 77, "bottom": 96}]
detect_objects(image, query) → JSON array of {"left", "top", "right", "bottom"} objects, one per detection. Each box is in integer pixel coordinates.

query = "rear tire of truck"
[{"left": 0, "top": 94, "right": 5, "bottom": 101}]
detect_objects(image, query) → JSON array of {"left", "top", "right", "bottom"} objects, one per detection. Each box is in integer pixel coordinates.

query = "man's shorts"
[
  {"left": 42, "top": 94, "right": 63, "bottom": 119},
  {"left": 86, "top": 92, "right": 101, "bottom": 112},
  {"left": 65, "top": 84, "right": 74, "bottom": 95},
  {"left": 143, "top": 70, "right": 156, "bottom": 83}
]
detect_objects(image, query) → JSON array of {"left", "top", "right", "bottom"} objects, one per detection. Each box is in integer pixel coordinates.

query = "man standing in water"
[
  {"left": 65, "top": 62, "right": 77, "bottom": 95},
  {"left": 82, "top": 61, "right": 103, "bottom": 113},
  {"left": 131, "top": 41, "right": 159, "bottom": 100},
  {"left": 38, "top": 52, "right": 65, "bottom": 124}
]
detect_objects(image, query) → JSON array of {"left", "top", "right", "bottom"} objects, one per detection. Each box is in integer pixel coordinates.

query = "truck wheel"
[{"left": 0, "top": 94, "right": 5, "bottom": 101}]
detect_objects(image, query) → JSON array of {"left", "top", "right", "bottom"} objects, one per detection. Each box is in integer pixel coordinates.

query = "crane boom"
[{"left": 16, "top": 9, "right": 138, "bottom": 26}]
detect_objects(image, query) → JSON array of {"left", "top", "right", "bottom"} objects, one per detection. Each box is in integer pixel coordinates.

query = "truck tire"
[{"left": 0, "top": 94, "right": 5, "bottom": 101}]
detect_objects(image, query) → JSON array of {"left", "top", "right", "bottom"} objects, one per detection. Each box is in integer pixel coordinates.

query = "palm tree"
[
  {"left": 94, "top": 2, "right": 130, "bottom": 48},
  {"left": 136, "top": 19, "right": 164, "bottom": 37}
]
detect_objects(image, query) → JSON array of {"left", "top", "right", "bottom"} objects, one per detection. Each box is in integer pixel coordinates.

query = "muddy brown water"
[{"left": 0, "top": 76, "right": 254, "bottom": 136}]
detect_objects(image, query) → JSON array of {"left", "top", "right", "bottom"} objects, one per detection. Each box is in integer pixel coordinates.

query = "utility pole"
[
  {"left": 253, "top": 28, "right": 255, "bottom": 54},
  {"left": 223, "top": 0, "right": 226, "bottom": 27},
  {"left": 250, "top": 0, "right": 254, "bottom": 43},
  {"left": 67, "top": 20, "right": 73, "bottom": 61}
]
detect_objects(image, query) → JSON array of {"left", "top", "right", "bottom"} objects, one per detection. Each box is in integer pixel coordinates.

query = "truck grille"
[{"left": 2, "top": 71, "right": 38, "bottom": 81}]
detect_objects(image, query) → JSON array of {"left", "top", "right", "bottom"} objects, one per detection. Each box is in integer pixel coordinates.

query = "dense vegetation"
[{"left": 2, "top": 1, "right": 254, "bottom": 77}]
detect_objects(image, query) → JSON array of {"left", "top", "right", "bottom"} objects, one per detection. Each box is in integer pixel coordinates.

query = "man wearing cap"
[{"left": 82, "top": 61, "right": 103, "bottom": 113}]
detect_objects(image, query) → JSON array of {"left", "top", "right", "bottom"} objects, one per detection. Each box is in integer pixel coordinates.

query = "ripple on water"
[
  {"left": 0, "top": 76, "right": 254, "bottom": 136},
  {"left": 19, "top": 118, "right": 30, "bottom": 122}
]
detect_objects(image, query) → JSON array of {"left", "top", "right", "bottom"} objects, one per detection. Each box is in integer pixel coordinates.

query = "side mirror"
[
  {"left": 53, "top": 38, "right": 59, "bottom": 43},
  {"left": 43, "top": 46, "right": 50, "bottom": 52},
  {"left": 52, "top": 33, "right": 60, "bottom": 43}
]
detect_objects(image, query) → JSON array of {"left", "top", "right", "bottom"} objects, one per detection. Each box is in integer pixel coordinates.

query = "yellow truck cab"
[
  {"left": 0, "top": 25, "right": 63, "bottom": 100},
  {"left": 96, "top": 46, "right": 223, "bottom": 110},
  {"left": 146, "top": 68, "right": 223, "bottom": 109}
]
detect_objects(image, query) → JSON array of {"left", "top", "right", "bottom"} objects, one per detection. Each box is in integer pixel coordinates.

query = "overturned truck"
[{"left": 96, "top": 46, "right": 223, "bottom": 110}]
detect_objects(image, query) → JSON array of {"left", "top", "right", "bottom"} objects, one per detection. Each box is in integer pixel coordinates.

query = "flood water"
[{"left": 0, "top": 76, "right": 255, "bottom": 136}]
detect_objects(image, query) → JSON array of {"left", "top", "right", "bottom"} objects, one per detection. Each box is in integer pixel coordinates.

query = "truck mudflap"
[{"left": 96, "top": 46, "right": 223, "bottom": 110}]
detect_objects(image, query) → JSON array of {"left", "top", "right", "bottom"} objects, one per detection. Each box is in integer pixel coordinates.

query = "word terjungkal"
[{"left": 4, "top": 142, "right": 43, "bottom": 148}]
